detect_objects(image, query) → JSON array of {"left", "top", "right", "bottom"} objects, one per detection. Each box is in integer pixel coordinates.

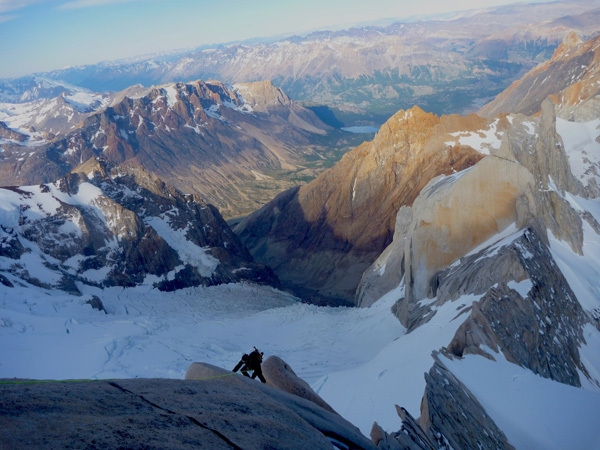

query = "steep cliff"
[
  {"left": 236, "top": 107, "right": 489, "bottom": 303},
  {"left": 358, "top": 99, "right": 586, "bottom": 310},
  {"left": 356, "top": 35, "right": 600, "bottom": 449}
]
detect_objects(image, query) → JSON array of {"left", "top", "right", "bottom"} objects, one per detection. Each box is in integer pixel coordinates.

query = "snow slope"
[
  {"left": 445, "top": 353, "right": 600, "bottom": 450},
  {"left": 0, "top": 283, "right": 402, "bottom": 383}
]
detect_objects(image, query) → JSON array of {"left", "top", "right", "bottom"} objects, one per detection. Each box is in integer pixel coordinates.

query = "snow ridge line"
[{"left": 108, "top": 381, "right": 244, "bottom": 450}]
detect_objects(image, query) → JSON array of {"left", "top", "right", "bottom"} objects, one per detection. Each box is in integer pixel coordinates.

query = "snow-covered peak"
[
  {"left": 557, "top": 117, "right": 600, "bottom": 191},
  {"left": 0, "top": 160, "right": 276, "bottom": 295}
]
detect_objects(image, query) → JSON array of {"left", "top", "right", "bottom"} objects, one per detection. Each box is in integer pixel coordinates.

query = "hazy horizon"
[{"left": 1, "top": 0, "right": 554, "bottom": 79}]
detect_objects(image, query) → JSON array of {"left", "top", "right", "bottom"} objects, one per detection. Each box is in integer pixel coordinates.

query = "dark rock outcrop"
[
  {"left": 441, "top": 228, "right": 589, "bottom": 387},
  {"left": 0, "top": 371, "right": 376, "bottom": 449},
  {"left": 0, "top": 121, "right": 27, "bottom": 142},
  {"left": 85, "top": 295, "right": 107, "bottom": 314},
  {"left": 372, "top": 354, "right": 514, "bottom": 450}
]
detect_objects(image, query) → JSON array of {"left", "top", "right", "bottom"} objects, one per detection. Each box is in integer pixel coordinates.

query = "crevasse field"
[{"left": 2, "top": 118, "right": 600, "bottom": 449}]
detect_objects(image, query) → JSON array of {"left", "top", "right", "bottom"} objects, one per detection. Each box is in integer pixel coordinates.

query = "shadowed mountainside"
[{"left": 235, "top": 107, "right": 487, "bottom": 304}]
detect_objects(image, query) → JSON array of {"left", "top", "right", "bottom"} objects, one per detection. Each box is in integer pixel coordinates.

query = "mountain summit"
[
  {"left": 235, "top": 107, "right": 492, "bottom": 303},
  {"left": 0, "top": 80, "right": 336, "bottom": 218}
]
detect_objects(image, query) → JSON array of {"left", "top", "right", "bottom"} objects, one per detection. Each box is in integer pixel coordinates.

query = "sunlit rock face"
[
  {"left": 236, "top": 106, "right": 487, "bottom": 304},
  {"left": 356, "top": 79, "right": 597, "bottom": 308},
  {"left": 362, "top": 33, "right": 600, "bottom": 450}
]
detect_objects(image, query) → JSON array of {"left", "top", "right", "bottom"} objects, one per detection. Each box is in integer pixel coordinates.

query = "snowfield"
[{"left": 0, "top": 282, "right": 401, "bottom": 383}]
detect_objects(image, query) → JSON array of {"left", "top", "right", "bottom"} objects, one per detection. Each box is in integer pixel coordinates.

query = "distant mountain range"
[
  {"left": 235, "top": 31, "right": 600, "bottom": 306},
  {"left": 2, "top": 3, "right": 600, "bottom": 447},
  {"left": 2, "top": 1, "right": 598, "bottom": 124},
  {"left": 0, "top": 80, "right": 364, "bottom": 218},
  {"left": 2, "top": 1, "right": 599, "bottom": 221}
]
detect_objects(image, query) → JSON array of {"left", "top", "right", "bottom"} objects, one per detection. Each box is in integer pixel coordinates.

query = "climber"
[{"left": 233, "top": 347, "right": 266, "bottom": 383}]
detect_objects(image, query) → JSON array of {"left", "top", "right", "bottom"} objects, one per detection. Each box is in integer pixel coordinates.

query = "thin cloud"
[
  {"left": 0, "top": 13, "right": 17, "bottom": 22},
  {"left": 0, "top": 0, "right": 44, "bottom": 14},
  {"left": 59, "top": 0, "right": 142, "bottom": 9}
]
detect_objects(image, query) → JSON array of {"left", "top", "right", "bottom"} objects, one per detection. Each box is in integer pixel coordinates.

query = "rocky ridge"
[
  {"left": 354, "top": 37, "right": 600, "bottom": 448},
  {"left": 359, "top": 33, "right": 600, "bottom": 310},
  {"left": 0, "top": 157, "right": 276, "bottom": 295},
  {"left": 0, "top": 79, "right": 347, "bottom": 218},
  {"left": 235, "top": 106, "right": 492, "bottom": 304},
  {"left": 479, "top": 31, "right": 600, "bottom": 118},
  {"left": 0, "top": 77, "right": 117, "bottom": 141}
]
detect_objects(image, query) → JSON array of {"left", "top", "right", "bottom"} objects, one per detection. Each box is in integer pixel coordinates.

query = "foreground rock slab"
[{"left": 0, "top": 372, "right": 374, "bottom": 450}]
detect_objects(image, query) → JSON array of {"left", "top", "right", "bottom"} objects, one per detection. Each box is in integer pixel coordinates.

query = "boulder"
[
  {"left": 261, "top": 355, "right": 337, "bottom": 414},
  {"left": 184, "top": 361, "right": 234, "bottom": 381}
]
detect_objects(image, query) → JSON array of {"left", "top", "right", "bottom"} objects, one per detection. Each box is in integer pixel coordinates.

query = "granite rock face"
[
  {"left": 360, "top": 34, "right": 600, "bottom": 449},
  {"left": 357, "top": 98, "right": 588, "bottom": 311},
  {"left": 186, "top": 359, "right": 337, "bottom": 415},
  {"left": 372, "top": 354, "right": 515, "bottom": 450},
  {"left": 236, "top": 107, "right": 485, "bottom": 304},
  {"left": 0, "top": 364, "right": 376, "bottom": 450},
  {"left": 261, "top": 355, "right": 338, "bottom": 415}
]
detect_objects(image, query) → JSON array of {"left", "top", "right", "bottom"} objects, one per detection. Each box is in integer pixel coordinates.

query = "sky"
[{"left": 0, "top": 0, "right": 553, "bottom": 79}]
